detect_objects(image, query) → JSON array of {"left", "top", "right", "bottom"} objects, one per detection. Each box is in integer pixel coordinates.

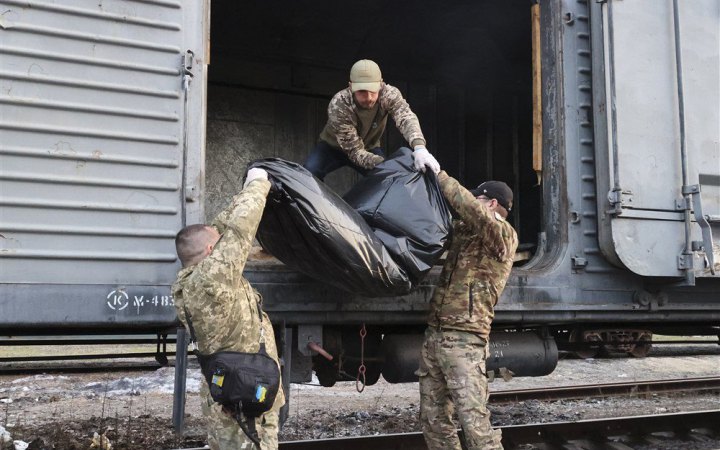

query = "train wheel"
[
  {"left": 629, "top": 337, "right": 652, "bottom": 358},
  {"left": 570, "top": 329, "right": 599, "bottom": 359}
]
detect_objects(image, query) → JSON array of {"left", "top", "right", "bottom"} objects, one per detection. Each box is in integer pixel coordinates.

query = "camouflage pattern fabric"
[
  {"left": 418, "top": 328, "right": 502, "bottom": 450},
  {"left": 318, "top": 83, "right": 426, "bottom": 169},
  {"left": 427, "top": 171, "right": 519, "bottom": 339},
  {"left": 420, "top": 171, "right": 517, "bottom": 450},
  {"left": 172, "top": 179, "right": 285, "bottom": 449},
  {"left": 200, "top": 316, "right": 285, "bottom": 450}
]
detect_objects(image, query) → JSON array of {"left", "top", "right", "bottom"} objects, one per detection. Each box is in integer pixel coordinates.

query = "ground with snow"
[{"left": 0, "top": 344, "right": 718, "bottom": 449}]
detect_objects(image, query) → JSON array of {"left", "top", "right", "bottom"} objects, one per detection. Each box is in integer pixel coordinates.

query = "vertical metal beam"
[
  {"left": 172, "top": 326, "right": 189, "bottom": 434},
  {"left": 531, "top": 1, "right": 543, "bottom": 186},
  {"left": 280, "top": 326, "right": 293, "bottom": 426},
  {"left": 605, "top": 0, "right": 623, "bottom": 209},
  {"left": 512, "top": 96, "right": 521, "bottom": 232},
  {"left": 180, "top": 51, "right": 194, "bottom": 227},
  {"left": 671, "top": 0, "right": 695, "bottom": 286}
]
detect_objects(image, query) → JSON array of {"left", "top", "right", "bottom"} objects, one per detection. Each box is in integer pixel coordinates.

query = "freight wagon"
[{"left": 1, "top": 0, "right": 718, "bottom": 418}]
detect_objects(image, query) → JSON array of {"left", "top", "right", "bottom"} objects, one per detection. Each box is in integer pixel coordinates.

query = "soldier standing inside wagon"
[
  {"left": 418, "top": 175, "right": 518, "bottom": 450},
  {"left": 172, "top": 167, "right": 284, "bottom": 450},
  {"left": 303, "top": 59, "right": 441, "bottom": 180}
]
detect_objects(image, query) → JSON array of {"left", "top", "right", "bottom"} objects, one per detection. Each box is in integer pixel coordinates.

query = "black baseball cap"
[{"left": 469, "top": 181, "right": 513, "bottom": 211}]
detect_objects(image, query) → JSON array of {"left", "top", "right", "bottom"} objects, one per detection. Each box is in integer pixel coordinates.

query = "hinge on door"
[
  {"left": 689, "top": 185, "right": 716, "bottom": 275},
  {"left": 182, "top": 50, "right": 194, "bottom": 91},
  {"left": 677, "top": 253, "right": 693, "bottom": 270},
  {"left": 606, "top": 188, "right": 633, "bottom": 215},
  {"left": 676, "top": 184, "right": 716, "bottom": 275}
]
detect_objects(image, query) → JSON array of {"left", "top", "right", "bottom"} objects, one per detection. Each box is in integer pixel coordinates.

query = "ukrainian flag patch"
[
  {"left": 211, "top": 374, "right": 224, "bottom": 387},
  {"left": 255, "top": 385, "right": 267, "bottom": 403}
]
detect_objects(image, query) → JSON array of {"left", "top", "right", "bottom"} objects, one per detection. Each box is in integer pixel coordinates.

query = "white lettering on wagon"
[
  {"left": 105, "top": 291, "right": 174, "bottom": 314},
  {"left": 132, "top": 295, "right": 174, "bottom": 315},
  {"left": 106, "top": 290, "right": 129, "bottom": 311}
]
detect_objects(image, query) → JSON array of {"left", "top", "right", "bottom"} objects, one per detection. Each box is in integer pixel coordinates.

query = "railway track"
[
  {"left": 170, "top": 409, "right": 720, "bottom": 450},
  {"left": 1, "top": 369, "right": 717, "bottom": 449},
  {"left": 489, "top": 376, "right": 720, "bottom": 403},
  {"left": 0, "top": 353, "right": 174, "bottom": 375}
]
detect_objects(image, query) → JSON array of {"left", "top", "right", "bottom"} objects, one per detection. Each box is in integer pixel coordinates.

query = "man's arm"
[
  {"left": 382, "top": 85, "right": 426, "bottom": 148},
  {"left": 328, "top": 93, "right": 384, "bottom": 169},
  {"left": 439, "top": 171, "right": 518, "bottom": 263},
  {"left": 195, "top": 178, "right": 271, "bottom": 286},
  {"left": 382, "top": 85, "right": 440, "bottom": 173},
  {"left": 438, "top": 170, "right": 498, "bottom": 234}
]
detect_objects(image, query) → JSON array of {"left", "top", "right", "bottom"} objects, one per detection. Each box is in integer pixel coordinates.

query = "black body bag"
[
  {"left": 196, "top": 344, "right": 280, "bottom": 418},
  {"left": 248, "top": 148, "right": 450, "bottom": 297},
  {"left": 343, "top": 147, "right": 452, "bottom": 284},
  {"left": 250, "top": 157, "right": 412, "bottom": 296}
]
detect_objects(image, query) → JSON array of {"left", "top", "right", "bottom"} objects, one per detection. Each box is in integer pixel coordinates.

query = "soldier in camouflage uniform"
[
  {"left": 304, "top": 59, "right": 440, "bottom": 180},
  {"left": 418, "top": 172, "right": 518, "bottom": 450},
  {"left": 172, "top": 168, "right": 285, "bottom": 450}
]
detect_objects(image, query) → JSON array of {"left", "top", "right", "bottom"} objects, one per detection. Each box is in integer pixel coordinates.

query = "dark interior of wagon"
[{"left": 206, "top": 0, "right": 539, "bottom": 260}]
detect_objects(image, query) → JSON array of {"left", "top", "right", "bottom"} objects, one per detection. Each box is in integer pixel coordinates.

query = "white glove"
[
  {"left": 413, "top": 146, "right": 440, "bottom": 174},
  {"left": 243, "top": 167, "right": 268, "bottom": 189}
]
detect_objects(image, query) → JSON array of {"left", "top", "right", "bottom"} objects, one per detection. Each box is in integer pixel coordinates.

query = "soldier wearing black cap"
[
  {"left": 469, "top": 181, "right": 514, "bottom": 214},
  {"left": 418, "top": 171, "right": 518, "bottom": 450}
]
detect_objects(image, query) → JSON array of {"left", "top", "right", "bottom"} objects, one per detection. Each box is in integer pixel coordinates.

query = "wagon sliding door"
[
  {"left": 0, "top": 0, "right": 207, "bottom": 329},
  {"left": 592, "top": 0, "right": 720, "bottom": 282}
]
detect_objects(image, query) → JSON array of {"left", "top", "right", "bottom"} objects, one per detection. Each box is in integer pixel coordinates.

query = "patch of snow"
[
  {"left": 11, "top": 374, "right": 64, "bottom": 384},
  {"left": 0, "top": 425, "right": 11, "bottom": 445},
  {"left": 82, "top": 367, "right": 204, "bottom": 397}
]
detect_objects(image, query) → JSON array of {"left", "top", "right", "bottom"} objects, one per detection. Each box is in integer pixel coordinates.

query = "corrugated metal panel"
[{"left": 0, "top": 0, "right": 204, "bottom": 289}]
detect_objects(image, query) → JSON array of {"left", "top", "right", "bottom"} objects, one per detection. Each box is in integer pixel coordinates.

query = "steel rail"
[
  {"left": 169, "top": 410, "right": 720, "bottom": 450},
  {"left": 490, "top": 375, "right": 720, "bottom": 403},
  {"left": 0, "top": 337, "right": 177, "bottom": 346},
  {"left": 0, "top": 351, "right": 176, "bottom": 363},
  {"left": 502, "top": 409, "right": 720, "bottom": 448},
  {"left": 558, "top": 339, "right": 719, "bottom": 351}
]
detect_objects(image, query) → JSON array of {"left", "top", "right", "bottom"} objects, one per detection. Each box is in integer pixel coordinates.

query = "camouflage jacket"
[
  {"left": 172, "top": 179, "right": 274, "bottom": 356},
  {"left": 427, "top": 171, "right": 518, "bottom": 338},
  {"left": 318, "top": 83, "right": 426, "bottom": 169}
]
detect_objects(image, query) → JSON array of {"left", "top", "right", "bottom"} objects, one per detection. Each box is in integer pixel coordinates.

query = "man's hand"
[
  {"left": 243, "top": 167, "right": 268, "bottom": 189},
  {"left": 413, "top": 146, "right": 440, "bottom": 174},
  {"left": 369, "top": 153, "right": 385, "bottom": 167}
]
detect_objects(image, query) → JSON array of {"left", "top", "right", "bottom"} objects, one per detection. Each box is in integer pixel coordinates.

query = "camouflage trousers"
[
  {"left": 201, "top": 380, "right": 285, "bottom": 450},
  {"left": 201, "top": 318, "right": 286, "bottom": 450},
  {"left": 418, "top": 327, "right": 503, "bottom": 450}
]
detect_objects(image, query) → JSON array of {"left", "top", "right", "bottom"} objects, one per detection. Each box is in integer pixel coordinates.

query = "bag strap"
[
  {"left": 182, "top": 305, "right": 201, "bottom": 354},
  {"left": 183, "top": 302, "right": 269, "bottom": 356},
  {"left": 234, "top": 407, "right": 261, "bottom": 448},
  {"left": 252, "top": 288, "right": 266, "bottom": 345}
]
